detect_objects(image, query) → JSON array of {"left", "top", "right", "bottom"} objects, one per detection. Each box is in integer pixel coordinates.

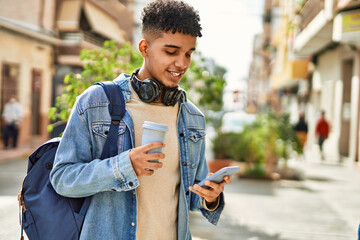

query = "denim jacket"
[{"left": 50, "top": 73, "right": 224, "bottom": 240}]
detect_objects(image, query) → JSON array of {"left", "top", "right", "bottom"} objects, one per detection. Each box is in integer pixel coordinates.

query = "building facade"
[
  {"left": 253, "top": 0, "right": 360, "bottom": 163},
  {"left": 0, "top": 0, "right": 133, "bottom": 146}
]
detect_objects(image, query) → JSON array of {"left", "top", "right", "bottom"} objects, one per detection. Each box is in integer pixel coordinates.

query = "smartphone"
[{"left": 198, "top": 166, "right": 240, "bottom": 189}]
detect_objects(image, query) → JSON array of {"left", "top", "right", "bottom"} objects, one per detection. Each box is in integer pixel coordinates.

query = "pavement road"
[{"left": 0, "top": 157, "right": 359, "bottom": 240}]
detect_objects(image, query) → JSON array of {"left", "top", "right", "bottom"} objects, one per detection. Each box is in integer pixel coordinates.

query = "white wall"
[{"left": 315, "top": 47, "right": 342, "bottom": 161}]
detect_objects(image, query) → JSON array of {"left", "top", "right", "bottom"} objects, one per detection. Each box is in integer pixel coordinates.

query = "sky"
[{"left": 187, "top": 0, "right": 264, "bottom": 90}]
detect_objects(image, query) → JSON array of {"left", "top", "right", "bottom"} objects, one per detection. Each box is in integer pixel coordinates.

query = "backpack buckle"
[{"left": 111, "top": 120, "right": 120, "bottom": 126}]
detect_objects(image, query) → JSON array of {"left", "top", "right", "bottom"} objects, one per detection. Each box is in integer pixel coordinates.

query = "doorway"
[
  {"left": 340, "top": 59, "right": 353, "bottom": 157},
  {"left": 1, "top": 63, "right": 19, "bottom": 141},
  {"left": 31, "top": 69, "right": 42, "bottom": 136}
]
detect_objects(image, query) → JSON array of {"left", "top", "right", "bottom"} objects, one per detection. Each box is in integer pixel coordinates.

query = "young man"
[{"left": 50, "top": 1, "right": 231, "bottom": 239}]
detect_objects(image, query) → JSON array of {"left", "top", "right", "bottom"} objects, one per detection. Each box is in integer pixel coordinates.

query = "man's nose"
[{"left": 174, "top": 55, "right": 189, "bottom": 69}]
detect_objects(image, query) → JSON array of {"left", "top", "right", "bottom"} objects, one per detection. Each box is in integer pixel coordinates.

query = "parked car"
[{"left": 221, "top": 111, "right": 256, "bottom": 133}]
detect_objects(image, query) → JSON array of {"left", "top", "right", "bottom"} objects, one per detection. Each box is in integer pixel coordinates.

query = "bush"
[{"left": 212, "top": 111, "right": 302, "bottom": 176}]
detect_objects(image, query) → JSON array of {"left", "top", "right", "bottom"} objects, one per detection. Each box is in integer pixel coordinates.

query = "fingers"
[
  {"left": 129, "top": 143, "right": 165, "bottom": 161},
  {"left": 146, "top": 152, "right": 165, "bottom": 161},
  {"left": 223, "top": 176, "right": 232, "bottom": 184},
  {"left": 189, "top": 184, "right": 219, "bottom": 203},
  {"left": 133, "top": 161, "right": 163, "bottom": 176},
  {"left": 129, "top": 142, "right": 166, "bottom": 177},
  {"left": 141, "top": 168, "right": 155, "bottom": 176},
  {"left": 142, "top": 142, "right": 166, "bottom": 152},
  {"left": 147, "top": 161, "right": 163, "bottom": 170},
  {"left": 189, "top": 176, "right": 233, "bottom": 203}
]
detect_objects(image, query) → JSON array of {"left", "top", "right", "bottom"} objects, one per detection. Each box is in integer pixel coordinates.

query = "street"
[{"left": 1, "top": 153, "right": 359, "bottom": 240}]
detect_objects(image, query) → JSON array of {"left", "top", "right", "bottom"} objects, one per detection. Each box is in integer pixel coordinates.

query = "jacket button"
[
  {"left": 45, "top": 162, "right": 53, "bottom": 170},
  {"left": 179, "top": 132, "right": 184, "bottom": 137},
  {"left": 183, "top": 162, "right": 187, "bottom": 166},
  {"left": 129, "top": 182, "right": 134, "bottom": 187},
  {"left": 131, "top": 222, "right": 135, "bottom": 226}
]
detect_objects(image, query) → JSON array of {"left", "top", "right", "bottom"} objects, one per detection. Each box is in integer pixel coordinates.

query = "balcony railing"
[
  {"left": 60, "top": 31, "right": 106, "bottom": 48},
  {"left": 299, "top": 0, "right": 325, "bottom": 30}
]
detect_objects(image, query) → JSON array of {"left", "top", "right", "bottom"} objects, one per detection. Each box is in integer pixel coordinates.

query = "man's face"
[{"left": 139, "top": 32, "right": 197, "bottom": 88}]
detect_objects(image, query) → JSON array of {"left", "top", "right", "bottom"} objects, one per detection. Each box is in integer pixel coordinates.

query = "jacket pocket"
[
  {"left": 92, "top": 121, "right": 127, "bottom": 156},
  {"left": 92, "top": 122, "right": 126, "bottom": 139},
  {"left": 188, "top": 128, "right": 206, "bottom": 143}
]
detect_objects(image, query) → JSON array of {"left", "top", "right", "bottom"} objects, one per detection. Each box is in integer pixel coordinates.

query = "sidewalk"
[
  {"left": 191, "top": 144, "right": 360, "bottom": 240},
  {"left": 1, "top": 141, "right": 360, "bottom": 239},
  {"left": 302, "top": 145, "right": 360, "bottom": 235}
]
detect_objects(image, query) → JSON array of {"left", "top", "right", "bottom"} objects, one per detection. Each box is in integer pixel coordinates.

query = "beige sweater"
[{"left": 126, "top": 81, "right": 180, "bottom": 240}]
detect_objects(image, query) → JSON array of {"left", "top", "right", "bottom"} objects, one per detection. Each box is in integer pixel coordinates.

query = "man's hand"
[
  {"left": 129, "top": 142, "right": 165, "bottom": 177},
  {"left": 188, "top": 173, "right": 232, "bottom": 204}
]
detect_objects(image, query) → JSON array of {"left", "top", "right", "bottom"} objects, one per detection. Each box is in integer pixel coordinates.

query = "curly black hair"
[{"left": 141, "top": 0, "right": 202, "bottom": 37}]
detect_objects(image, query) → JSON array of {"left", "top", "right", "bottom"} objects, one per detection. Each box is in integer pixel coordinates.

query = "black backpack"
[{"left": 18, "top": 82, "right": 125, "bottom": 240}]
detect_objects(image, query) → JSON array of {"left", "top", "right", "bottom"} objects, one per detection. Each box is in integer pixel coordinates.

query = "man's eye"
[{"left": 166, "top": 51, "right": 176, "bottom": 55}]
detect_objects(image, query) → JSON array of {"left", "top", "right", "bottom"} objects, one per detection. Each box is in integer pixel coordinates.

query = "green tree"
[
  {"left": 48, "top": 40, "right": 226, "bottom": 132},
  {"left": 181, "top": 53, "right": 226, "bottom": 129}
]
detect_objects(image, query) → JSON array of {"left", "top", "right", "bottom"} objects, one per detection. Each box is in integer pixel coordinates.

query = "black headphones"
[{"left": 130, "top": 68, "right": 183, "bottom": 106}]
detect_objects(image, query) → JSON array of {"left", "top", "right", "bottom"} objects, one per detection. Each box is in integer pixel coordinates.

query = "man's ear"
[{"left": 139, "top": 40, "right": 148, "bottom": 57}]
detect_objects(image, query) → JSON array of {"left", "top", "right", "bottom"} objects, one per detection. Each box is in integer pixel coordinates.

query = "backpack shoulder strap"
[
  {"left": 78, "top": 82, "right": 125, "bottom": 232},
  {"left": 94, "top": 81, "right": 125, "bottom": 159}
]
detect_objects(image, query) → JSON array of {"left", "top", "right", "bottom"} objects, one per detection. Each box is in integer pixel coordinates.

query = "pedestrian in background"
[
  {"left": 315, "top": 110, "right": 330, "bottom": 159},
  {"left": 294, "top": 112, "right": 308, "bottom": 151},
  {"left": 2, "top": 95, "right": 23, "bottom": 149}
]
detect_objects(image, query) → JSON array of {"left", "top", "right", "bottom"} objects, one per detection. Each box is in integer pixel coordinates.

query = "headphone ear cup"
[
  {"left": 162, "top": 88, "right": 183, "bottom": 106},
  {"left": 162, "top": 90, "right": 172, "bottom": 106},
  {"left": 138, "top": 79, "right": 161, "bottom": 103},
  {"left": 172, "top": 89, "right": 183, "bottom": 105}
]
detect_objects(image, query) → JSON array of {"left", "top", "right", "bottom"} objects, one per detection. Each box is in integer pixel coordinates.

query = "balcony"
[
  {"left": 57, "top": 31, "right": 108, "bottom": 66},
  {"left": 60, "top": 32, "right": 106, "bottom": 48},
  {"left": 298, "top": 0, "right": 325, "bottom": 30},
  {"left": 293, "top": 0, "right": 335, "bottom": 55}
]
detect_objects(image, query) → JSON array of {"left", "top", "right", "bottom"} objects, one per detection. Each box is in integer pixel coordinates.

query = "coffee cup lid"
[{"left": 142, "top": 121, "right": 168, "bottom": 132}]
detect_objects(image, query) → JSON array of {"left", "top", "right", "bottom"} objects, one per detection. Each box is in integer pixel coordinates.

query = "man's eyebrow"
[
  {"left": 164, "top": 44, "right": 180, "bottom": 49},
  {"left": 164, "top": 44, "right": 196, "bottom": 51}
]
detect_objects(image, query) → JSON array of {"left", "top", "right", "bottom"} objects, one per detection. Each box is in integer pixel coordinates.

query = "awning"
[
  {"left": 88, "top": 0, "right": 133, "bottom": 42},
  {"left": 84, "top": 1, "right": 127, "bottom": 44},
  {"left": 57, "top": 0, "right": 82, "bottom": 32},
  {"left": 270, "top": 59, "right": 309, "bottom": 89}
]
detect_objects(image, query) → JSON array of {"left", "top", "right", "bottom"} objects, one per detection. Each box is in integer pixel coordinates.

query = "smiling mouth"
[{"left": 169, "top": 71, "right": 184, "bottom": 77}]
